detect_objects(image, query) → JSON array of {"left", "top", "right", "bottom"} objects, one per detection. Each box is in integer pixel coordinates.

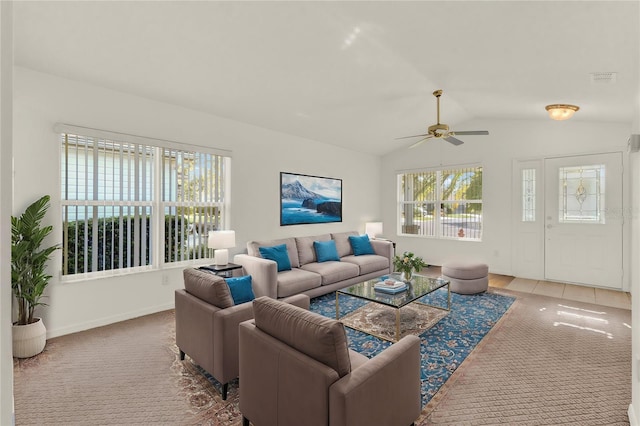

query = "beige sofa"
[
  {"left": 233, "top": 231, "right": 393, "bottom": 299},
  {"left": 175, "top": 268, "right": 310, "bottom": 400},
  {"left": 239, "top": 296, "right": 421, "bottom": 426}
]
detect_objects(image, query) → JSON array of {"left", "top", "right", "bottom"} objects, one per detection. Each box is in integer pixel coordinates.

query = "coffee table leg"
[
  {"left": 335, "top": 292, "right": 340, "bottom": 320},
  {"left": 395, "top": 309, "right": 400, "bottom": 342},
  {"left": 447, "top": 283, "right": 451, "bottom": 311}
]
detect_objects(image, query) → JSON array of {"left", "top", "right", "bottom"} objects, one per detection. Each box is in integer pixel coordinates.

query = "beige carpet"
[
  {"left": 419, "top": 289, "right": 631, "bottom": 425},
  {"left": 13, "top": 289, "right": 631, "bottom": 425},
  {"left": 13, "top": 311, "right": 192, "bottom": 425}
]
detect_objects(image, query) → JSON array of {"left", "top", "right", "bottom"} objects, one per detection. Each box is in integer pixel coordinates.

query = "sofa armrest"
[
  {"left": 281, "top": 294, "right": 311, "bottom": 310},
  {"left": 175, "top": 289, "right": 220, "bottom": 372},
  {"left": 212, "top": 301, "right": 256, "bottom": 384},
  {"left": 329, "top": 335, "right": 422, "bottom": 426},
  {"left": 371, "top": 239, "right": 393, "bottom": 262},
  {"left": 234, "top": 254, "right": 278, "bottom": 299}
]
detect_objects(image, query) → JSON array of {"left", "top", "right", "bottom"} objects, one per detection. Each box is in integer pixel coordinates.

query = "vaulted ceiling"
[{"left": 13, "top": 1, "right": 639, "bottom": 155}]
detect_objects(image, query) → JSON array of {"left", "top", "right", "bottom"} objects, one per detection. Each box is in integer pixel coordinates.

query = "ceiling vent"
[{"left": 590, "top": 72, "right": 617, "bottom": 84}]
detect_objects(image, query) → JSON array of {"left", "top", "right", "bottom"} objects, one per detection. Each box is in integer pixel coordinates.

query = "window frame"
[
  {"left": 56, "top": 124, "right": 232, "bottom": 281},
  {"left": 396, "top": 164, "right": 483, "bottom": 241}
]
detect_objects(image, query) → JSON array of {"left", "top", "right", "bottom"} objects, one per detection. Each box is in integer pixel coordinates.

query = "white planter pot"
[{"left": 12, "top": 317, "right": 47, "bottom": 358}]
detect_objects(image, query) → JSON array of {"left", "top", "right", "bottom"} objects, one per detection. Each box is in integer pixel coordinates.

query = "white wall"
[
  {"left": 0, "top": 3, "right": 14, "bottom": 424},
  {"left": 631, "top": 141, "right": 639, "bottom": 426},
  {"left": 381, "top": 117, "right": 631, "bottom": 280},
  {"left": 629, "top": 6, "right": 640, "bottom": 421},
  {"left": 13, "top": 67, "right": 381, "bottom": 338}
]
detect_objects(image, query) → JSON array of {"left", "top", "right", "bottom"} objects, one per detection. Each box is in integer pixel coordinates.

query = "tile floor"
[
  {"left": 420, "top": 266, "right": 631, "bottom": 310},
  {"left": 504, "top": 277, "right": 631, "bottom": 310}
]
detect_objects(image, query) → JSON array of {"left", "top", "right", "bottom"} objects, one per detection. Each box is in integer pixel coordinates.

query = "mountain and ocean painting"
[{"left": 280, "top": 172, "right": 342, "bottom": 225}]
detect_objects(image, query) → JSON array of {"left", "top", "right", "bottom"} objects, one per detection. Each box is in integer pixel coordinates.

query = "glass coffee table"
[{"left": 336, "top": 273, "right": 450, "bottom": 342}]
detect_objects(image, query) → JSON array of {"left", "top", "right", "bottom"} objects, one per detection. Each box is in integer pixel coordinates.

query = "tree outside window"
[{"left": 398, "top": 166, "right": 482, "bottom": 240}]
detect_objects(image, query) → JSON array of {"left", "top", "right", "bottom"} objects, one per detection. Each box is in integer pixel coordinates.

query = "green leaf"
[{"left": 11, "top": 195, "right": 59, "bottom": 325}]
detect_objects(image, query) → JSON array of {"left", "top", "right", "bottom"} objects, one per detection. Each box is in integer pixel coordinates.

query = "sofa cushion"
[
  {"left": 225, "top": 275, "right": 256, "bottom": 305},
  {"left": 349, "top": 234, "right": 375, "bottom": 256},
  {"left": 331, "top": 231, "right": 358, "bottom": 258},
  {"left": 295, "top": 234, "right": 331, "bottom": 266},
  {"left": 314, "top": 240, "right": 340, "bottom": 263},
  {"left": 341, "top": 254, "right": 390, "bottom": 275},
  {"left": 248, "top": 237, "right": 300, "bottom": 268},
  {"left": 252, "top": 296, "right": 351, "bottom": 378},
  {"left": 259, "top": 244, "right": 292, "bottom": 272},
  {"left": 276, "top": 268, "right": 322, "bottom": 298},
  {"left": 300, "top": 261, "right": 359, "bottom": 285},
  {"left": 183, "top": 268, "right": 234, "bottom": 309}
]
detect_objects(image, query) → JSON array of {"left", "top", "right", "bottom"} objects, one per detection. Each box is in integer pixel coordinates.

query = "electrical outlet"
[{"left": 161, "top": 274, "right": 169, "bottom": 286}]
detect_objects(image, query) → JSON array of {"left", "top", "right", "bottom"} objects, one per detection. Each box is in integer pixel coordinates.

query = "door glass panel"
[
  {"left": 558, "top": 164, "right": 605, "bottom": 223},
  {"left": 521, "top": 168, "right": 536, "bottom": 222}
]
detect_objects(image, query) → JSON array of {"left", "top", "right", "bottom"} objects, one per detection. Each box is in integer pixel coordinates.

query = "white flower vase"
[{"left": 12, "top": 317, "right": 47, "bottom": 358}]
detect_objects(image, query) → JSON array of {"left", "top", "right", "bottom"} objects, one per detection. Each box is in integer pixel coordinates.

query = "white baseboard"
[
  {"left": 629, "top": 403, "right": 638, "bottom": 426},
  {"left": 45, "top": 302, "right": 175, "bottom": 339}
]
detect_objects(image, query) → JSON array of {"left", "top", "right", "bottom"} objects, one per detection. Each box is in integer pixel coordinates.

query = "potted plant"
[
  {"left": 393, "top": 251, "right": 428, "bottom": 282},
  {"left": 11, "top": 195, "right": 59, "bottom": 358}
]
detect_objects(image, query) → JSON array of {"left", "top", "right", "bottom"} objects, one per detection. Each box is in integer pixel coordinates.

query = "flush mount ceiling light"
[{"left": 545, "top": 104, "right": 580, "bottom": 121}]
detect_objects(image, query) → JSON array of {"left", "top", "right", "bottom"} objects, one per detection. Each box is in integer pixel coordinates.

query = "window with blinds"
[
  {"left": 398, "top": 166, "right": 482, "bottom": 240},
  {"left": 60, "top": 129, "right": 229, "bottom": 277},
  {"left": 162, "top": 149, "right": 225, "bottom": 263}
]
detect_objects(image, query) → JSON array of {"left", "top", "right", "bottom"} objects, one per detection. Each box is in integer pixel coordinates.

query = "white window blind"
[
  {"left": 60, "top": 126, "right": 230, "bottom": 277},
  {"left": 162, "top": 149, "right": 226, "bottom": 263}
]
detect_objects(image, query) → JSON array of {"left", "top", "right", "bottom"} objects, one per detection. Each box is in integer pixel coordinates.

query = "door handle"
[{"left": 546, "top": 224, "right": 553, "bottom": 229}]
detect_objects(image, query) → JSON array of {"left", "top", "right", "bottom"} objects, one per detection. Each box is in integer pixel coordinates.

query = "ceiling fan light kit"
[
  {"left": 545, "top": 104, "right": 580, "bottom": 121},
  {"left": 397, "top": 89, "right": 489, "bottom": 148}
]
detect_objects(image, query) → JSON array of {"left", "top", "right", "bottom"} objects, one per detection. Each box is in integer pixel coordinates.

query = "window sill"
[{"left": 59, "top": 259, "right": 215, "bottom": 283}]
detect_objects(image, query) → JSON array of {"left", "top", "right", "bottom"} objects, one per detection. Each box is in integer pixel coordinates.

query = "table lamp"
[
  {"left": 365, "top": 222, "right": 383, "bottom": 239},
  {"left": 208, "top": 230, "right": 236, "bottom": 266}
]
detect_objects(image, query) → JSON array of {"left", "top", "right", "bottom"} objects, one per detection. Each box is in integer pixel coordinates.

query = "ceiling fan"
[{"left": 397, "top": 89, "right": 489, "bottom": 148}]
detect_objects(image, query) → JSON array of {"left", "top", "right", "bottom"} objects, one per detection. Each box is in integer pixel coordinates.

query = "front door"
[{"left": 544, "top": 153, "right": 623, "bottom": 289}]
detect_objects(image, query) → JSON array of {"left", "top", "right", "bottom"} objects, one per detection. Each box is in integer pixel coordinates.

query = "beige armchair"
[
  {"left": 239, "top": 296, "right": 422, "bottom": 426},
  {"left": 175, "top": 269, "right": 309, "bottom": 400}
]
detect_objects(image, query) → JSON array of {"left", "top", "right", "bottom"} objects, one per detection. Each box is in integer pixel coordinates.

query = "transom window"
[
  {"left": 60, "top": 127, "right": 230, "bottom": 277},
  {"left": 397, "top": 166, "right": 482, "bottom": 240}
]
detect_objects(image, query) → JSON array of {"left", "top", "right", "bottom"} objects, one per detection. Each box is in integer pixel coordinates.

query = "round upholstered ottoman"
[{"left": 442, "top": 261, "right": 489, "bottom": 294}]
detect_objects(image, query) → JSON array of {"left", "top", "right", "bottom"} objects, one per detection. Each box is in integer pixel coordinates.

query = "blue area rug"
[{"left": 310, "top": 289, "right": 515, "bottom": 406}]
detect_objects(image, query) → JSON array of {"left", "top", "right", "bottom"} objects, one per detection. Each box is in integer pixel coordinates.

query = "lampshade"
[
  {"left": 208, "top": 230, "right": 236, "bottom": 266},
  {"left": 365, "top": 222, "right": 383, "bottom": 239},
  {"left": 545, "top": 104, "right": 579, "bottom": 121},
  {"left": 208, "top": 230, "right": 236, "bottom": 249}
]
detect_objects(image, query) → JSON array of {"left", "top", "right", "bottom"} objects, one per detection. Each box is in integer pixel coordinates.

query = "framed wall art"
[{"left": 280, "top": 172, "right": 342, "bottom": 226}]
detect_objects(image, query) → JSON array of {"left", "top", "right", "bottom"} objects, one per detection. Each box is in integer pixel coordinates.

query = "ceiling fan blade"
[
  {"left": 451, "top": 130, "right": 489, "bottom": 136},
  {"left": 395, "top": 133, "right": 430, "bottom": 140},
  {"left": 408, "top": 137, "right": 429, "bottom": 149},
  {"left": 444, "top": 136, "right": 464, "bottom": 146}
]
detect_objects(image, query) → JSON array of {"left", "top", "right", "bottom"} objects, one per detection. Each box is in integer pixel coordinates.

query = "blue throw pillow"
[
  {"left": 313, "top": 240, "right": 340, "bottom": 263},
  {"left": 258, "top": 244, "right": 292, "bottom": 272},
  {"left": 225, "top": 275, "right": 255, "bottom": 305},
  {"left": 349, "top": 234, "right": 375, "bottom": 256}
]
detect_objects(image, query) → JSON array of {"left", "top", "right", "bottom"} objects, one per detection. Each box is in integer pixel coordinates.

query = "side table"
[{"left": 199, "top": 262, "right": 243, "bottom": 278}]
